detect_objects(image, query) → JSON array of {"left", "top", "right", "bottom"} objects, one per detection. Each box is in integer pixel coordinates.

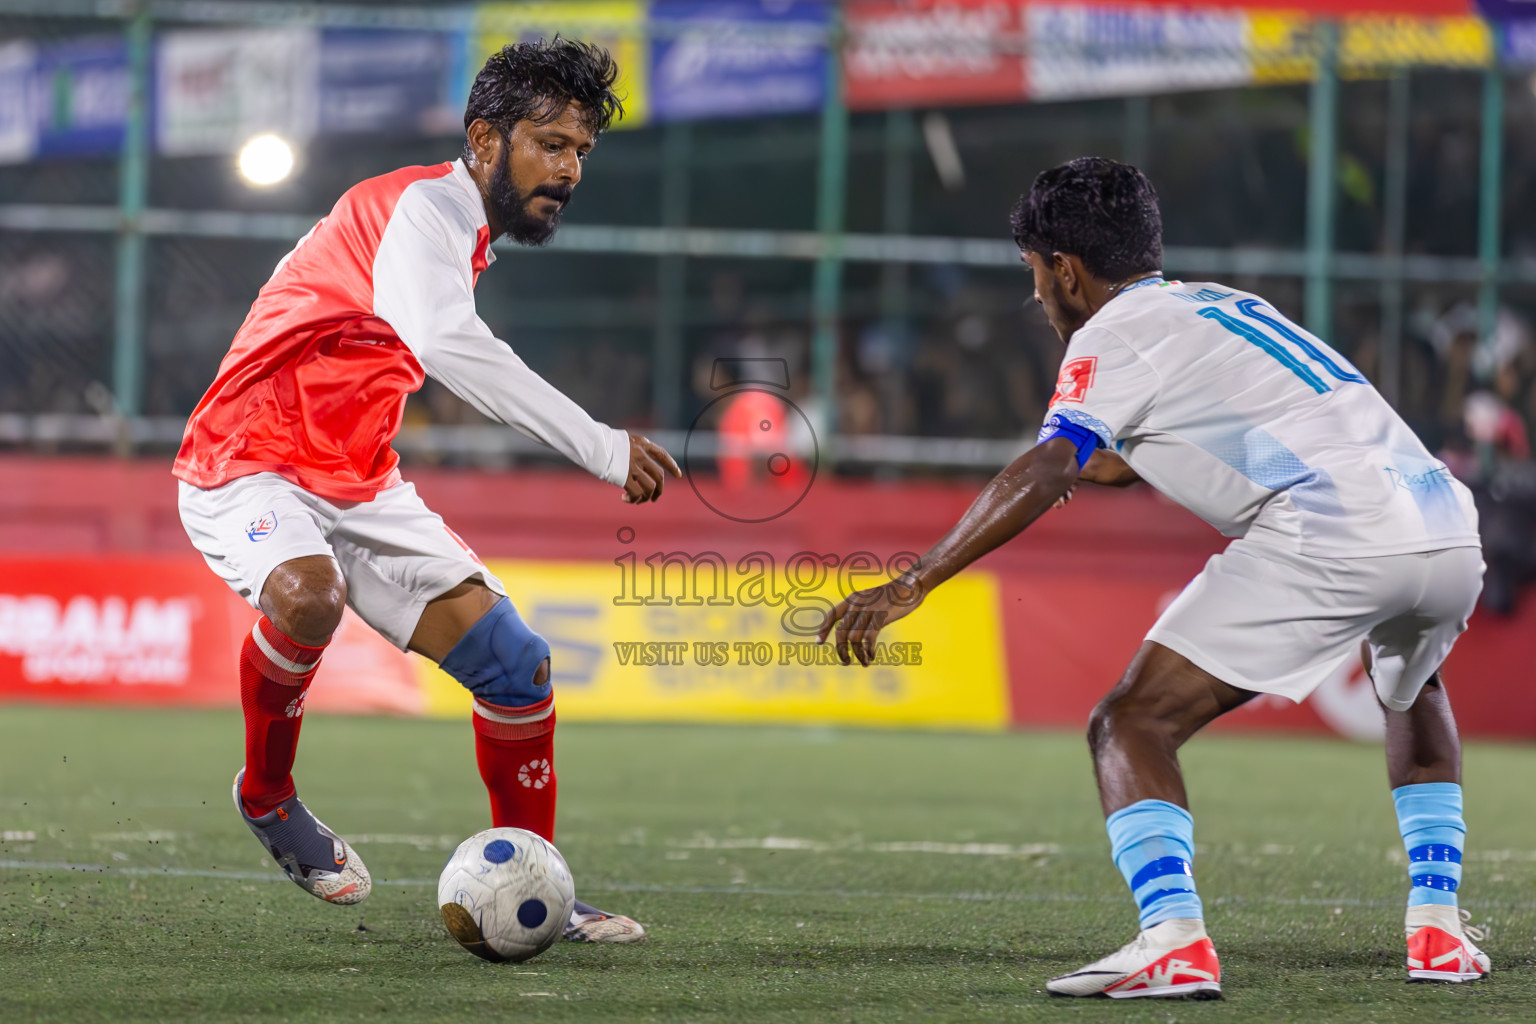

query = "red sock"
[
  {"left": 473, "top": 696, "right": 557, "bottom": 841},
  {"left": 239, "top": 617, "right": 327, "bottom": 817}
]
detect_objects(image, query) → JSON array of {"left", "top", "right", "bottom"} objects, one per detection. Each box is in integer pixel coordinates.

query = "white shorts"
[
  {"left": 177, "top": 473, "right": 506, "bottom": 649},
  {"left": 1145, "top": 539, "right": 1483, "bottom": 711}
]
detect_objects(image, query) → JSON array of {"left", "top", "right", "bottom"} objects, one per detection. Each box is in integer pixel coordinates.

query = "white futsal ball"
[{"left": 438, "top": 827, "right": 576, "bottom": 963}]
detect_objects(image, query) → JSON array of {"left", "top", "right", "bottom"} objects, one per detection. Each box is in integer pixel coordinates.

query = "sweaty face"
[
  {"left": 488, "top": 103, "right": 595, "bottom": 247},
  {"left": 1025, "top": 250, "right": 1076, "bottom": 343}
]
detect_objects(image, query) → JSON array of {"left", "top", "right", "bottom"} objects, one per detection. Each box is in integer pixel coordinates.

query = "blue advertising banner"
[
  {"left": 319, "top": 29, "right": 460, "bottom": 136},
  {"left": 0, "top": 35, "right": 131, "bottom": 165},
  {"left": 1503, "top": 18, "right": 1536, "bottom": 62},
  {"left": 649, "top": 0, "right": 829, "bottom": 123},
  {"left": 35, "top": 36, "right": 129, "bottom": 159},
  {"left": 0, "top": 43, "right": 34, "bottom": 164},
  {"left": 1476, "top": 1, "right": 1536, "bottom": 18}
]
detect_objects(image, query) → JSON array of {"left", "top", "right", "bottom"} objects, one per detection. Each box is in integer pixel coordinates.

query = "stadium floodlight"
[{"left": 237, "top": 134, "right": 296, "bottom": 187}]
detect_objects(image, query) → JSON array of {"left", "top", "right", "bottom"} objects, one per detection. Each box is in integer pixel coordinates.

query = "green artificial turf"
[{"left": 0, "top": 706, "right": 1532, "bottom": 1022}]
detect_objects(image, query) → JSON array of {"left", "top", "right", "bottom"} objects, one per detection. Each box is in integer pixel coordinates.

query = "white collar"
[{"left": 449, "top": 158, "right": 498, "bottom": 264}]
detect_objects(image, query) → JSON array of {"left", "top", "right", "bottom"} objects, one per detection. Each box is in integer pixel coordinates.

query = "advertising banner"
[
  {"left": 1476, "top": 0, "right": 1536, "bottom": 17},
  {"left": 475, "top": 1, "right": 649, "bottom": 128},
  {"left": 649, "top": 0, "right": 829, "bottom": 122},
  {"left": 0, "top": 41, "right": 35, "bottom": 164},
  {"left": 1500, "top": 17, "right": 1536, "bottom": 64},
  {"left": 844, "top": 0, "right": 1027, "bottom": 110},
  {"left": 1249, "top": 11, "right": 1493, "bottom": 83},
  {"left": 418, "top": 558, "right": 1011, "bottom": 730},
  {"left": 318, "top": 29, "right": 460, "bottom": 137},
  {"left": 996, "top": 568, "right": 1536, "bottom": 740},
  {"left": 0, "top": 544, "right": 1529, "bottom": 738},
  {"left": 156, "top": 28, "right": 320, "bottom": 156},
  {"left": 0, "top": 36, "right": 130, "bottom": 166},
  {"left": 0, "top": 557, "right": 243, "bottom": 706},
  {"left": 32, "top": 36, "right": 130, "bottom": 160},
  {"left": 1026, "top": 3, "right": 1250, "bottom": 101},
  {"left": 1341, "top": 14, "right": 1493, "bottom": 69}
]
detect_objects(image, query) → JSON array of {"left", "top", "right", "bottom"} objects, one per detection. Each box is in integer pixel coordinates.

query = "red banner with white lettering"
[
  {"left": 844, "top": 0, "right": 1028, "bottom": 110},
  {"left": 0, "top": 557, "right": 242, "bottom": 705},
  {"left": 0, "top": 556, "right": 424, "bottom": 713}
]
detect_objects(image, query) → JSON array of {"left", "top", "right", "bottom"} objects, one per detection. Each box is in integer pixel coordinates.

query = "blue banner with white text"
[{"left": 648, "top": 0, "right": 830, "bottom": 123}]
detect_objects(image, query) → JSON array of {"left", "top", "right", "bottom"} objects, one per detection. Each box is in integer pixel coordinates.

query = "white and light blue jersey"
[{"left": 1040, "top": 279, "right": 1480, "bottom": 557}]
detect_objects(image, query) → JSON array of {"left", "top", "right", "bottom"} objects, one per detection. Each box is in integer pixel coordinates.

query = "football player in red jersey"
[{"left": 174, "top": 39, "right": 676, "bottom": 943}]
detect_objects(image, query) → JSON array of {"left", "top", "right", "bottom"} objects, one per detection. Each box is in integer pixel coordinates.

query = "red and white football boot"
[
  {"left": 1406, "top": 905, "right": 1489, "bottom": 983},
  {"left": 564, "top": 898, "right": 647, "bottom": 944},
  {"left": 1047, "top": 918, "right": 1221, "bottom": 999}
]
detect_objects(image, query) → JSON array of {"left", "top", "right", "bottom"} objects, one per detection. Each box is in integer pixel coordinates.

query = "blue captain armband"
[{"left": 1037, "top": 413, "right": 1104, "bottom": 469}]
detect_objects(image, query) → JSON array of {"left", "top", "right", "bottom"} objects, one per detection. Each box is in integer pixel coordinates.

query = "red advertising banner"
[
  {"left": 844, "top": 0, "right": 1028, "bottom": 110},
  {"left": 997, "top": 570, "right": 1536, "bottom": 740},
  {"left": 0, "top": 555, "right": 426, "bottom": 714},
  {"left": 1063, "top": 0, "right": 1475, "bottom": 12},
  {"left": 0, "top": 556, "right": 244, "bottom": 706},
  {"left": 2, "top": 457, "right": 1531, "bottom": 739}
]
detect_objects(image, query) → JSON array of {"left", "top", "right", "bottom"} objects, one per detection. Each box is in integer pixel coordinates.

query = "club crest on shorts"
[
  {"left": 246, "top": 511, "right": 278, "bottom": 542},
  {"left": 1052, "top": 356, "right": 1097, "bottom": 404}
]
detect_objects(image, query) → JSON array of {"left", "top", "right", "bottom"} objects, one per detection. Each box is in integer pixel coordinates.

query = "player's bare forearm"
[
  {"left": 816, "top": 437, "right": 1080, "bottom": 666},
  {"left": 909, "top": 437, "right": 1082, "bottom": 594},
  {"left": 1078, "top": 449, "right": 1140, "bottom": 487}
]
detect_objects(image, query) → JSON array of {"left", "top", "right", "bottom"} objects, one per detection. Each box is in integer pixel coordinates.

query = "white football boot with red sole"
[
  {"left": 1047, "top": 918, "right": 1221, "bottom": 999},
  {"left": 1406, "top": 905, "right": 1489, "bottom": 983}
]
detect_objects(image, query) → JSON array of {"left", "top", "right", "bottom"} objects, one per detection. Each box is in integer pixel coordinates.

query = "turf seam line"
[{"left": 4, "top": 859, "right": 1534, "bottom": 910}]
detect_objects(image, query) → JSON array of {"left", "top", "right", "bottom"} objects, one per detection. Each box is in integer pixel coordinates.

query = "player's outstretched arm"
[
  {"left": 373, "top": 190, "right": 662, "bottom": 495},
  {"left": 817, "top": 437, "right": 1082, "bottom": 666}
]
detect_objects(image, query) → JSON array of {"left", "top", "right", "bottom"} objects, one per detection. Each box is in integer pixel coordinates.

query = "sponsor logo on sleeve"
[
  {"left": 245, "top": 511, "right": 278, "bottom": 542},
  {"left": 1051, "top": 356, "right": 1097, "bottom": 405}
]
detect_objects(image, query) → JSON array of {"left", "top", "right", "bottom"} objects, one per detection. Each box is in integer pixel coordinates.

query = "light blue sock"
[
  {"left": 1392, "top": 782, "right": 1464, "bottom": 908},
  {"left": 1106, "top": 799, "right": 1203, "bottom": 929}
]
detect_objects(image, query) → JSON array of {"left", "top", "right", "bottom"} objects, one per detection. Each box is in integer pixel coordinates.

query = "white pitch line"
[
  {"left": 3, "top": 859, "right": 1535, "bottom": 911},
  {"left": 672, "top": 836, "right": 1060, "bottom": 856},
  {"left": 0, "top": 859, "right": 284, "bottom": 882},
  {"left": 349, "top": 833, "right": 459, "bottom": 850}
]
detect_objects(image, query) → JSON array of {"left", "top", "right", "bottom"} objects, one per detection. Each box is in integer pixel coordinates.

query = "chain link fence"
[{"left": 1, "top": 3, "right": 1535, "bottom": 476}]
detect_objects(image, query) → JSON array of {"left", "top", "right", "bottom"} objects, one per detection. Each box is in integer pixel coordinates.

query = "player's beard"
[{"left": 489, "top": 145, "right": 571, "bottom": 247}]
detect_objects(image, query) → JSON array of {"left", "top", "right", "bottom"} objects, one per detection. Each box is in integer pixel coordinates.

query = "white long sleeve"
[{"left": 371, "top": 175, "right": 628, "bottom": 487}]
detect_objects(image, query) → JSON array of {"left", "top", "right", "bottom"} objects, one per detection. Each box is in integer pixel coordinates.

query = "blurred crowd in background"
[{"left": 2, "top": 53, "right": 1535, "bottom": 610}]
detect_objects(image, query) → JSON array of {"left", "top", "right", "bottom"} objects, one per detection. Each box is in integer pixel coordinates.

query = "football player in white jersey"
[{"left": 818, "top": 158, "right": 1488, "bottom": 998}]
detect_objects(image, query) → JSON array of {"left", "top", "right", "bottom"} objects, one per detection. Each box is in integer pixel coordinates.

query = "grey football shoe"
[
  {"left": 564, "top": 897, "right": 646, "bottom": 943},
  {"left": 232, "top": 769, "right": 371, "bottom": 905}
]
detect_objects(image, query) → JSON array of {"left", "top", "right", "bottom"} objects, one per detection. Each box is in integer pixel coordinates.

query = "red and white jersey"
[{"left": 173, "top": 159, "right": 629, "bottom": 502}]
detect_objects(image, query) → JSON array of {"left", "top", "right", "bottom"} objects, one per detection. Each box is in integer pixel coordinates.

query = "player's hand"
[
  {"left": 816, "top": 576, "right": 925, "bottom": 667},
  {"left": 1053, "top": 483, "right": 1076, "bottom": 510},
  {"left": 622, "top": 433, "right": 682, "bottom": 504}
]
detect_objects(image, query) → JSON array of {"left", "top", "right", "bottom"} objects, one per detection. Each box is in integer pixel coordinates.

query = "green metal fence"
[{"left": 0, "top": 1, "right": 1532, "bottom": 469}]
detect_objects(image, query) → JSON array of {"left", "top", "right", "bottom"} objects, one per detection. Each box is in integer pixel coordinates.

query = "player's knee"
[
  {"left": 262, "top": 558, "right": 347, "bottom": 643},
  {"left": 1087, "top": 688, "right": 1178, "bottom": 754},
  {"left": 438, "top": 597, "right": 552, "bottom": 708},
  {"left": 1086, "top": 695, "right": 1122, "bottom": 755}
]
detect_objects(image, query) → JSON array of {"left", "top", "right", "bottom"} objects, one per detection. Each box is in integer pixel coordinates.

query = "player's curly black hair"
[
  {"left": 1010, "top": 157, "right": 1163, "bottom": 282},
  {"left": 463, "top": 36, "right": 623, "bottom": 148}
]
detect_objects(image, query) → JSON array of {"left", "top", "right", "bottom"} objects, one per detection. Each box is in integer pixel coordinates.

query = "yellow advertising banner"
[
  {"left": 1250, "top": 13, "right": 1492, "bottom": 84},
  {"left": 474, "top": 2, "right": 648, "bottom": 128},
  {"left": 420, "top": 558, "right": 1009, "bottom": 731},
  {"left": 1340, "top": 16, "right": 1491, "bottom": 73}
]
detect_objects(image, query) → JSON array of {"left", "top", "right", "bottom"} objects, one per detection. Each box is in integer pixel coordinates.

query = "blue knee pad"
[{"left": 439, "top": 597, "right": 551, "bottom": 708}]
